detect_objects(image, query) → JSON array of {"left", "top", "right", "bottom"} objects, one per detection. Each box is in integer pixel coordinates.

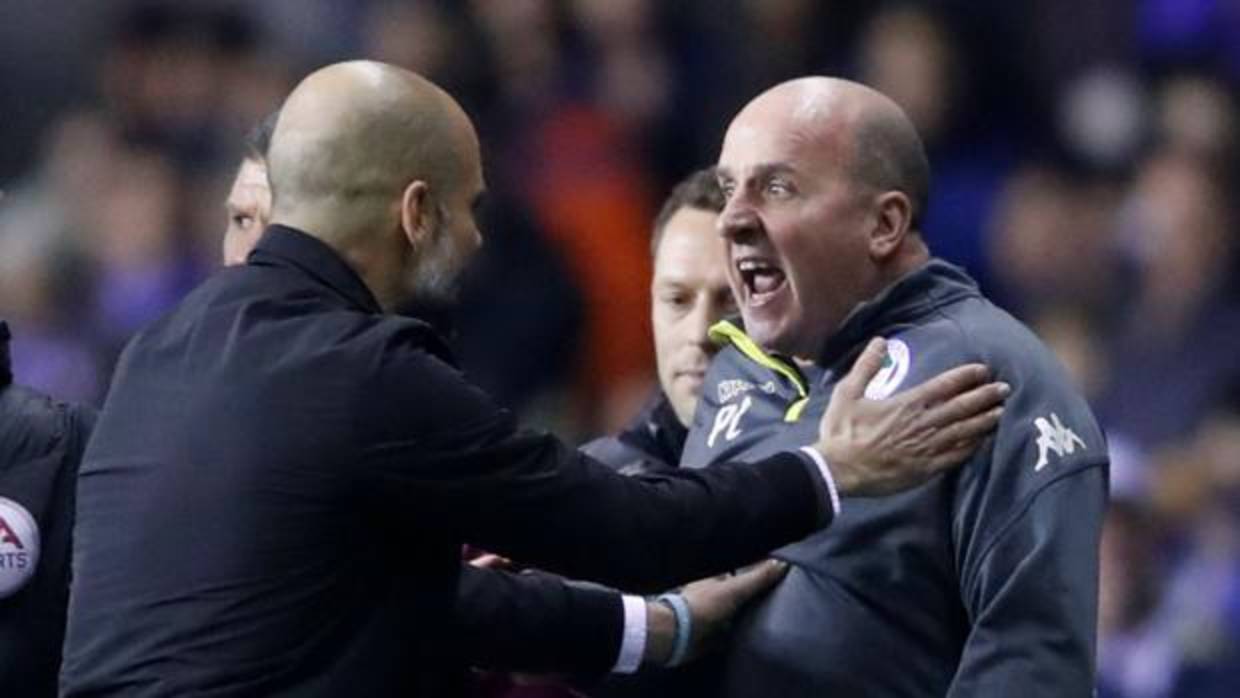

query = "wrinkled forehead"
[{"left": 717, "top": 104, "right": 853, "bottom": 180}]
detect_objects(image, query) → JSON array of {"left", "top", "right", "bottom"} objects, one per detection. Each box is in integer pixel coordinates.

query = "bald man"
[
  {"left": 61, "top": 63, "right": 1005, "bottom": 697},
  {"left": 670, "top": 78, "right": 1108, "bottom": 696}
]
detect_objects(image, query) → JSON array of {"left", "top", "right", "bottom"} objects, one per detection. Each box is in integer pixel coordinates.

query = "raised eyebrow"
[
  {"left": 752, "top": 162, "right": 799, "bottom": 179},
  {"left": 716, "top": 163, "right": 798, "bottom": 186},
  {"left": 652, "top": 276, "right": 697, "bottom": 292}
]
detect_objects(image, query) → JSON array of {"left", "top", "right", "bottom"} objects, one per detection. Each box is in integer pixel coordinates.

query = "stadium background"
[{"left": 0, "top": 1, "right": 1237, "bottom": 695}]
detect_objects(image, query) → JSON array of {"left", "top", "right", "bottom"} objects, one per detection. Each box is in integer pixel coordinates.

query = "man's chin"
[
  {"left": 409, "top": 273, "right": 463, "bottom": 307},
  {"left": 668, "top": 390, "right": 697, "bottom": 428},
  {"left": 743, "top": 318, "right": 785, "bottom": 353}
]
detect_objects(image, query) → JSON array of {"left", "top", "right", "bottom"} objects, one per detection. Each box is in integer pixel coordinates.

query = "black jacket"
[
  {"left": 0, "top": 321, "right": 97, "bottom": 698},
  {"left": 680, "top": 260, "right": 1109, "bottom": 697},
  {"left": 60, "top": 226, "right": 836, "bottom": 697}
]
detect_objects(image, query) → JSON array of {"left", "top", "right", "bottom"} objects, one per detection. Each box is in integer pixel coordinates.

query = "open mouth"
[{"left": 736, "top": 257, "right": 787, "bottom": 304}]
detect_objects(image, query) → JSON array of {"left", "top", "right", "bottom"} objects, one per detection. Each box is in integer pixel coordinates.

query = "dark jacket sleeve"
[
  {"left": 453, "top": 564, "right": 623, "bottom": 674},
  {"left": 361, "top": 346, "right": 833, "bottom": 593},
  {"left": 949, "top": 466, "right": 1106, "bottom": 697},
  {"left": 948, "top": 359, "right": 1108, "bottom": 697}
]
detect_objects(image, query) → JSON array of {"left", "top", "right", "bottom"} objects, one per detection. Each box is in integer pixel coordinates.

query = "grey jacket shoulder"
[{"left": 899, "top": 292, "right": 1108, "bottom": 578}]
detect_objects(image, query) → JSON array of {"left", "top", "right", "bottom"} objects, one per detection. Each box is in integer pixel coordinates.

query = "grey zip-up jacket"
[{"left": 682, "top": 260, "right": 1108, "bottom": 697}]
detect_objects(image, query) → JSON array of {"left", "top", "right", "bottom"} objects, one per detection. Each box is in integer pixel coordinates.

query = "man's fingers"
[
  {"left": 718, "top": 559, "right": 789, "bottom": 604},
  {"left": 926, "top": 441, "right": 983, "bottom": 472},
  {"left": 923, "top": 406, "right": 1003, "bottom": 454},
  {"left": 836, "top": 338, "right": 888, "bottom": 400},
  {"left": 921, "top": 381, "right": 1010, "bottom": 429},
  {"left": 903, "top": 363, "right": 990, "bottom": 407}
]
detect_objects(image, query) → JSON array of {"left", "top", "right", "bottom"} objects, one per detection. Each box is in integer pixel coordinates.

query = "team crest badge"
[
  {"left": 864, "top": 338, "right": 911, "bottom": 400},
  {"left": 0, "top": 496, "right": 39, "bottom": 598}
]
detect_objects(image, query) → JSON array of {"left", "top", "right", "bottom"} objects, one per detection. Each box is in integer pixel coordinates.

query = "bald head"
[
  {"left": 733, "top": 77, "right": 930, "bottom": 226},
  {"left": 267, "top": 60, "right": 478, "bottom": 242},
  {"left": 265, "top": 61, "right": 485, "bottom": 310}
]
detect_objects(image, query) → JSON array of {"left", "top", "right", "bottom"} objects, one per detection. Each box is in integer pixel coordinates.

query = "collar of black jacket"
[
  {"left": 248, "top": 225, "right": 384, "bottom": 314},
  {"left": 815, "top": 258, "right": 980, "bottom": 368},
  {"left": 0, "top": 320, "right": 10, "bottom": 386}
]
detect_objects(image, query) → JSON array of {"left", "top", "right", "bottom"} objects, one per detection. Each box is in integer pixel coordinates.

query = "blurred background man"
[
  {"left": 221, "top": 112, "right": 276, "bottom": 266},
  {"left": 583, "top": 168, "right": 730, "bottom": 474}
]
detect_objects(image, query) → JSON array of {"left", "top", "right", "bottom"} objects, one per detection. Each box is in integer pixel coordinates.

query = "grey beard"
[{"left": 410, "top": 235, "right": 461, "bottom": 304}]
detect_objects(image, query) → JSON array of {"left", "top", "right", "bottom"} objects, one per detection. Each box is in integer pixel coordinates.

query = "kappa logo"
[
  {"left": 864, "top": 338, "right": 911, "bottom": 399},
  {"left": 0, "top": 497, "right": 38, "bottom": 598},
  {"left": 1034, "top": 413, "right": 1086, "bottom": 471}
]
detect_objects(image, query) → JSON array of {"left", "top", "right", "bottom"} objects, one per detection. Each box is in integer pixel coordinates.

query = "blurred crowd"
[{"left": 1, "top": 1, "right": 1238, "bottom": 695}]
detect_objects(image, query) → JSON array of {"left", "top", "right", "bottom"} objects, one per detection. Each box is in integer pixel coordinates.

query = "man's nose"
[
  {"left": 718, "top": 199, "right": 761, "bottom": 245},
  {"left": 686, "top": 300, "right": 715, "bottom": 346}
]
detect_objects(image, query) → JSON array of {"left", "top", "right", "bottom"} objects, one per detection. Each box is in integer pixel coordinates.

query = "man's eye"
[
  {"left": 766, "top": 180, "right": 792, "bottom": 196},
  {"left": 718, "top": 181, "right": 735, "bottom": 199},
  {"left": 232, "top": 214, "right": 255, "bottom": 229},
  {"left": 662, "top": 293, "right": 691, "bottom": 309}
]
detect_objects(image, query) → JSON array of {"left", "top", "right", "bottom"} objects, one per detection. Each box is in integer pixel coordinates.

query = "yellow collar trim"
[{"left": 708, "top": 320, "right": 810, "bottom": 422}]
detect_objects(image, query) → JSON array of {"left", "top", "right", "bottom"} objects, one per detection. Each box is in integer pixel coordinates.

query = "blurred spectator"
[
  {"left": 1100, "top": 150, "right": 1240, "bottom": 450},
  {"left": 99, "top": 3, "right": 258, "bottom": 171},
  {"left": 1101, "top": 403, "right": 1240, "bottom": 698},
  {"left": 858, "top": 4, "right": 1017, "bottom": 289},
  {"left": 81, "top": 146, "right": 202, "bottom": 358},
  {"left": 1098, "top": 499, "right": 1171, "bottom": 698},
  {"left": 1057, "top": 66, "right": 1148, "bottom": 171},
  {"left": 987, "top": 165, "right": 1122, "bottom": 316},
  {"left": 1152, "top": 75, "right": 1236, "bottom": 165}
]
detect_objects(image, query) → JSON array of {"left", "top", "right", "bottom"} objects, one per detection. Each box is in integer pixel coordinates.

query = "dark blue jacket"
[
  {"left": 0, "top": 321, "right": 97, "bottom": 698},
  {"left": 682, "top": 260, "right": 1108, "bottom": 697},
  {"left": 60, "top": 226, "right": 836, "bottom": 697},
  {"left": 581, "top": 392, "right": 686, "bottom": 475}
]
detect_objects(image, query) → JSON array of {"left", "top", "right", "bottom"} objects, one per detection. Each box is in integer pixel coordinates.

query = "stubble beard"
[{"left": 411, "top": 230, "right": 463, "bottom": 305}]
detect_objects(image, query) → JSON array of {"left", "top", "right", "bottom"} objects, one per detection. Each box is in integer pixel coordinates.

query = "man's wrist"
[
  {"left": 800, "top": 446, "right": 842, "bottom": 517},
  {"left": 641, "top": 598, "right": 675, "bottom": 667},
  {"left": 655, "top": 593, "right": 693, "bottom": 667}
]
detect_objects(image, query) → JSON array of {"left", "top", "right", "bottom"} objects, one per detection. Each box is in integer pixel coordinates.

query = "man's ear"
[
  {"left": 400, "top": 180, "right": 433, "bottom": 249},
  {"left": 870, "top": 190, "right": 914, "bottom": 260}
]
